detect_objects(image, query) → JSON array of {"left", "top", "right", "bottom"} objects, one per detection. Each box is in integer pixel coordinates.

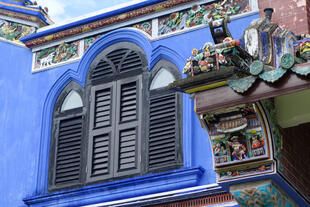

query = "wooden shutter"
[
  {"left": 87, "top": 82, "right": 116, "bottom": 182},
  {"left": 53, "top": 116, "right": 83, "bottom": 188},
  {"left": 90, "top": 58, "right": 114, "bottom": 82},
  {"left": 119, "top": 50, "right": 143, "bottom": 73},
  {"left": 114, "top": 76, "right": 142, "bottom": 177},
  {"left": 148, "top": 90, "right": 181, "bottom": 171}
]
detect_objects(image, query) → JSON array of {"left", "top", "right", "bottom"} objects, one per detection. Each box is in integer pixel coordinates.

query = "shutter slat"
[
  {"left": 57, "top": 162, "right": 80, "bottom": 170},
  {"left": 149, "top": 147, "right": 175, "bottom": 156},
  {"left": 58, "top": 136, "right": 81, "bottom": 145},
  {"left": 58, "top": 140, "right": 81, "bottom": 149}
]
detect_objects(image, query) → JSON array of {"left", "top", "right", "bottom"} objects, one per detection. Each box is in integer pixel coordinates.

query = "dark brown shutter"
[
  {"left": 87, "top": 82, "right": 116, "bottom": 182},
  {"left": 114, "top": 76, "right": 141, "bottom": 177},
  {"left": 54, "top": 116, "right": 83, "bottom": 186},
  {"left": 148, "top": 91, "right": 180, "bottom": 170}
]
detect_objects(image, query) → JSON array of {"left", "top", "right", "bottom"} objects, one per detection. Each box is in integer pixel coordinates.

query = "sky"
[{"left": 35, "top": 0, "right": 135, "bottom": 24}]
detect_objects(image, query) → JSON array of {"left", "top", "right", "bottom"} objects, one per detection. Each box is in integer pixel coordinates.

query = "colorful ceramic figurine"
[
  {"left": 229, "top": 137, "right": 247, "bottom": 161},
  {"left": 296, "top": 40, "right": 310, "bottom": 60}
]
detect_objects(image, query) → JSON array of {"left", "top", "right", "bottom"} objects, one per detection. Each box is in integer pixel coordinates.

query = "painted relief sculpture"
[
  {"left": 0, "top": 19, "right": 35, "bottom": 42},
  {"left": 230, "top": 180, "right": 296, "bottom": 207},
  {"left": 132, "top": 21, "right": 152, "bottom": 36},
  {"left": 35, "top": 41, "right": 80, "bottom": 69},
  {"left": 202, "top": 103, "right": 273, "bottom": 181},
  {"left": 176, "top": 9, "right": 310, "bottom": 94},
  {"left": 158, "top": 0, "right": 251, "bottom": 36}
]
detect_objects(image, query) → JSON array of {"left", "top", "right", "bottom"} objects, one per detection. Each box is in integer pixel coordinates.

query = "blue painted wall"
[{"left": 0, "top": 13, "right": 259, "bottom": 207}]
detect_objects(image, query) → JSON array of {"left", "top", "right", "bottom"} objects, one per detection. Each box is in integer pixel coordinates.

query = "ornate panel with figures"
[
  {"left": 201, "top": 102, "right": 274, "bottom": 181},
  {"left": 34, "top": 41, "right": 81, "bottom": 70},
  {"left": 0, "top": 19, "right": 35, "bottom": 43},
  {"left": 158, "top": 0, "right": 251, "bottom": 36}
]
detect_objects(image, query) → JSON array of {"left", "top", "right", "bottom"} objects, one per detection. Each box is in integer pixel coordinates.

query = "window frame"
[
  {"left": 48, "top": 44, "right": 183, "bottom": 192},
  {"left": 147, "top": 60, "right": 183, "bottom": 174},
  {"left": 48, "top": 82, "right": 86, "bottom": 192}
]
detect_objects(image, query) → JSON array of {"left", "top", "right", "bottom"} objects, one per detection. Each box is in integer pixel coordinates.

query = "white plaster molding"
[
  {"left": 31, "top": 57, "right": 80, "bottom": 73},
  {"left": 152, "top": 18, "right": 158, "bottom": 39},
  {"left": 250, "top": 0, "right": 259, "bottom": 12}
]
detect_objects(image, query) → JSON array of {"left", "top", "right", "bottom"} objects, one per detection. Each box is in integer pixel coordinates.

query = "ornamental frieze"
[
  {"left": 230, "top": 180, "right": 296, "bottom": 207},
  {"left": 0, "top": 19, "right": 35, "bottom": 42},
  {"left": 132, "top": 21, "right": 152, "bottom": 36},
  {"left": 34, "top": 41, "right": 80, "bottom": 70},
  {"left": 158, "top": 0, "right": 250, "bottom": 36},
  {"left": 25, "top": 0, "right": 195, "bottom": 47},
  {"left": 0, "top": 9, "right": 48, "bottom": 27}
]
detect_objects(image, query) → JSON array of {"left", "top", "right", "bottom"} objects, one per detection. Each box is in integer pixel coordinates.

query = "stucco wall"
[{"left": 0, "top": 13, "right": 259, "bottom": 206}]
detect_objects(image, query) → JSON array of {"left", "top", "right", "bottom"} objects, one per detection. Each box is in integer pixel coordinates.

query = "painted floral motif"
[
  {"left": 0, "top": 19, "right": 35, "bottom": 42},
  {"left": 84, "top": 35, "right": 101, "bottom": 51},
  {"left": 132, "top": 21, "right": 152, "bottom": 36},
  {"left": 158, "top": 0, "right": 250, "bottom": 36},
  {"left": 232, "top": 181, "right": 296, "bottom": 207},
  {"left": 35, "top": 41, "right": 80, "bottom": 69},
  {"left": 205, "top": 104, "right": 267, "bottom": 167}
]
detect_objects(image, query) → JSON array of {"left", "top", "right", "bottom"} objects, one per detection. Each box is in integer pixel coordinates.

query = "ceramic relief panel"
[
  {"left": 204, "top": 103, "right": 269, "bottom": 168},
  {"left": 158, "top": 0, "right": 250, "bottom": 36},
  {"left": 132, "top": 21, "right": 152, "bottom": 36},
  {"left": 0, "top": 19, "right": 35, "bottom": 42},
  {"left": 84, "top": 35, "right": 102, "bottom": 51},
  {"left": 231, "top": 180, "right": 296, "bottom": 207},
  {"left": 34, "top": 41, "right": 81, "bottom": 70},
  {"left": 219, "top": 163, "right": 273, "bottom": 181}
]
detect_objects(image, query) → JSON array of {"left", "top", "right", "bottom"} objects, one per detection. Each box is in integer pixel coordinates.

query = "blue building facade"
[{"left": 0, "top": 0, "right": 309, "bottom": 206}]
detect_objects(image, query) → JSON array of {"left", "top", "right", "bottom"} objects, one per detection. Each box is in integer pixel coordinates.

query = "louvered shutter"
[
  {"left": 52, "top": 115, "right": 83, "bottom": 188},
  {"left": 87, "top": 82, "right": 116, "bottom": 182},
  {"left": 148, "top": 90, "right": 181, "bottom": 171},
  {"left": 114, "top": 76, "right": 142, "bottom": 177},
  {"left": 119, "top": 50, "right": 143, "bottom": 73},
  {"left": 90, "top": 58, "right": 114, "bottom": 82}
]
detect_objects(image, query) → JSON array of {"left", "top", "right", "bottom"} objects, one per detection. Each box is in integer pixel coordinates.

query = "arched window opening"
[
  {"left": 148, "top": 60, "right": 183, "bottom": 172},
  {"left": 48, "top": 43, "right": 183, "bottom": 192}
]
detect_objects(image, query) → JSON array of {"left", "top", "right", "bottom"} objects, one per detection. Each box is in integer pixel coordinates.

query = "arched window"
[
  {"left": 148, "top": 60, "right": 183, "bottom": 172},
  {"left": 48, "top": 43, "right": 182, "bottom": 192},
  {"left": 48, "top": 82, "right": 85, "bottom": 192}
]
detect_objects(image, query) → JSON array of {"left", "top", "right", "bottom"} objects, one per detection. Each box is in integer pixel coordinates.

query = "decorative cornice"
[
  {"left": 0, "top": 2, "right": 52, "bottom": 25},
  {"left": 22, "top": 0, "right": 195, "bottom": 47},
  {"left": 0, "top": 8, "right": 46, "bottom": 26}
]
